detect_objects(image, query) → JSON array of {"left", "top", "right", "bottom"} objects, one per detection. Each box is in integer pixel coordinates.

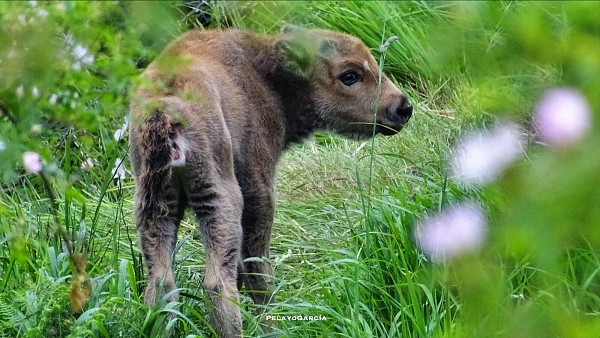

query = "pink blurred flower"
[
  {"left": 414, "top": 202, "right": 487, "bottom": 262},
  {"left": 23, "top": 151, "right": 43, "bottom": 174},
  {"left": 450, "top": 122, "right": 525, "bottom": 186},
  {"left": 533, "top": 88, "right": 591, "bottom": 148}
]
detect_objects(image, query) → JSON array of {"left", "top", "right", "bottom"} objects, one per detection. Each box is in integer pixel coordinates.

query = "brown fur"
[{"left": 129, "top": 27, "right": 412, "bottom": 337}]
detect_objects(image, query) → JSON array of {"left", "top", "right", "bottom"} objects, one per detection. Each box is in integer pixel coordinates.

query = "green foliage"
[
  {"left": 0, "top": 282, "right": 75, "bottom": 337},
  {"left": 0, "top": 1, "right": 182, "bottom": 181}
]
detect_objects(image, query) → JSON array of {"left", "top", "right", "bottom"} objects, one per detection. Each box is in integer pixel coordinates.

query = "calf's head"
[{"left": 275, "top": 27, "right": 412, "bottom": 139}]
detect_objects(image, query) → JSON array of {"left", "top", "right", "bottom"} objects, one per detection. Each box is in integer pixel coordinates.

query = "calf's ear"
[
  {"left": 319, "top": 39, "right": 337, "bottom": 56},
  {"left": 275, "top": 37, "right": 312, "bottom": 79}
]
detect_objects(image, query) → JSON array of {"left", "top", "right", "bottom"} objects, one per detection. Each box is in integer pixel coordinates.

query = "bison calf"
[{"left": 129, "top": 26, "right": 412, "bottom": 337}]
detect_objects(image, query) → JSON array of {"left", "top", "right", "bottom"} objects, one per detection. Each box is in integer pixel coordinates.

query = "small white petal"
[
  {"left": 114, "top": 128, "right": 124, "bottom": 141},
  {"left": 71, "top": 43, "right": 94, "bottom": 69},
  {"left": 73, "top": 44, "right": 88, "bottom": 59},
  {"left": 48, "top": 93, "right": 58, "bottom": 105},
  {"left": 31, "top": 124, "right": 42, "bottom": 134},
  {"left": 32, "top": 86, "right": 39, "bottom": 98},
  {"left": 16, "top": 86, "right": 24, "bottom": 98},
  {"left": 23, "top": 151, "right": 43, "bottom": 174},
  {"left": 82, "top": 54, "right": 94, "bottom": 66},
  {"left": 450, "top": 122, "right": 525, "bottom": 186},
  {"left": 533, "top": 88, "right": 591, "bottom": 148},
  {"left": 112, "top": 158, "right": 126, "bottom": 182},
  {"left": 114, "top": 119, "right": 129, "bottom": 141},
  {"left": 80, "top": 158, "right": 94, "bottom": 170},
  {"left": 414, "top": 202, "right": 487, "bottom": 262}
]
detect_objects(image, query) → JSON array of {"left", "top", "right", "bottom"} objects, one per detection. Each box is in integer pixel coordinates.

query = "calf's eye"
[{"left": 338, "top": 70, "right": 360, "bottom": 86}]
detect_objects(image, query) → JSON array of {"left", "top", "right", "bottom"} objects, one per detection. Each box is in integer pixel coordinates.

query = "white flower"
[
  {"left": 414, "top": 202, "right": 487, "bottom": 262},
  {"left": 0, "top": 139, "right": 5, "bottom": 152},
  {"left": 32, "top": 86, "right": 39, "bottom": 98},
  {"left": 30, "top": 124, "right": 42, "bottom": 134},
  {"left": 450, "top": 121, "right": 525, "bottom": 186},
  {"left": 16, "top": 86, "right": 24, "bottom": 98},
  {"left": 114, "top": 118, "right": 129, "bottom": 141},
  {"left": 23, "top": 151, "right": 43, "bottom": 174},
  {"left": 113, "top": 129, "right": 125, "bottom": 141},
  {"left": 73, "top": 45, "right": 87, "bottom": 59},
  {"left": 48, "top": 93, "right": 58, "bottom": 105},
  {"left": 112, "top": 158, "right": 126, "bottom": 188},
  {"left": 71, "top": 44, "right": 94, "bottom": 70},
  {"left": 80, "top": 158, "right": 94, "bottom": 171},
  {"left": 533, "top": 88, "right": 591, "bottom": 148}
]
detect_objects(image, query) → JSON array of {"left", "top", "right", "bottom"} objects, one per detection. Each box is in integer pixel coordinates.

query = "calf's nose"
[{"left": 395, "top": 96, "right": 413, "bottom": 124}]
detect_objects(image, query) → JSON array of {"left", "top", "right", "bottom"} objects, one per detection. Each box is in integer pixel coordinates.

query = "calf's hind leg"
[
  {"left": 187, "top": 153, "right": 244, "bottom": 337},
  {"left": 134, "top": 178, "right": 185, "bottom": 306}
]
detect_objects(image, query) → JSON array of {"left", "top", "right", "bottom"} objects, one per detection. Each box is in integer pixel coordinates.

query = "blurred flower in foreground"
[
  {"left": 113, "top": 117, "right": 129, "bottom": 141},
  {"left": 414, "top": 202, "right": 487, "bottom": 262},
  {"left": 80, "top": 158, "right": 94, "bottom": 171},
  {"left": 23, "top": 151, "right": 43, "bottom": 174},
  {"left": 533, "top": 88, "right": 591, "bottom": 148},
  {"left": 111, "top": 158, "right": 126, "bottom": 188},
  {"left": 450, "top": 122, "right": 525, "bottom": 186}
]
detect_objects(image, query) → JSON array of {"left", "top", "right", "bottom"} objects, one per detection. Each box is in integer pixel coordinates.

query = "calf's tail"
[{"left": 134, "top": 110, "right": 173, "bottom": 223}]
